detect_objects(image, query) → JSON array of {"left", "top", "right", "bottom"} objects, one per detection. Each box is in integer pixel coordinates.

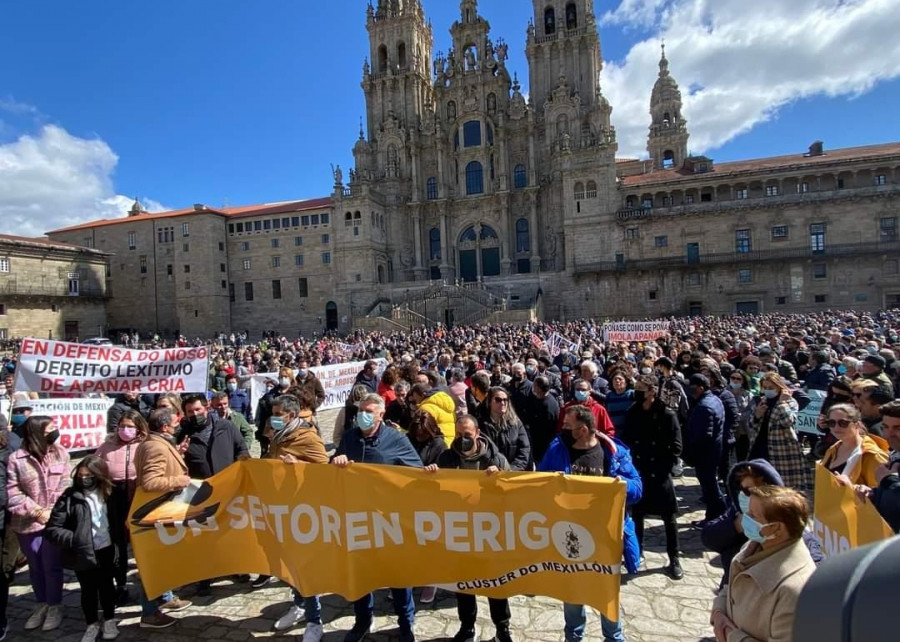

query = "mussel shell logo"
[
  {"left": 550, "top": 521, "right": 596, "bottom": 562},
  {"left": 130, "top": 481, "right": 219, "bottom": 530}
]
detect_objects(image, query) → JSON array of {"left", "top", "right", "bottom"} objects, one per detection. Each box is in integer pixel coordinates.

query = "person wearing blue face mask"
[
  {"left": 332, "top": 394, "right": 422, "bottom": 642},
  {"left": 224, "top": 374, "right": 252, "bottom": 422},
  {"left": 710, "top": 485, "right": 816, "bottom": 642},
  {"left": 7, "top": 400, "right": 31, "bottom": 450}
]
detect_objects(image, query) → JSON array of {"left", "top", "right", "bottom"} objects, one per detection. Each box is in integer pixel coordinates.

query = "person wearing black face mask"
[
  {"left": 620, "top": 375, "right": 684, "bottom": 579},
  {"left": 426, "top": 415, "right": 511, "bottom": 642},
  {"left": 46, "top": 455, "right": 121, "bottom": 641},
  {"left": 177, "top": 395, "right": 249, "bottom": 596}
]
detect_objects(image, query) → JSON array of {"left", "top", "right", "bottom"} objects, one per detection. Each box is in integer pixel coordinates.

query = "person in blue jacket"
[
  {"left": 538, "top": 404, "right": 642, "bottom": 642},
  {"left": 332, "top": 393, "right": 422, "bottom": 642}
]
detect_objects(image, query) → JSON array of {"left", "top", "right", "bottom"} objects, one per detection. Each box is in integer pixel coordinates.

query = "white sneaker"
[
  {"left": 81, "top": 622, "right": 101, "bottom": 642},
  {"left": 42, "top": 605, "right": 64, "bottom": 631},
  {"left": 102, "top": 619, "right": 120, "bottom": 640},
  {"left": 24, "top": 604, "right": 48, "bottom": 630},
  {"left": 274, "top": 604, "right": 305, "bottom": 631},
  {"left": 302, "top": 622, "right": 324, "bottom": 642}
]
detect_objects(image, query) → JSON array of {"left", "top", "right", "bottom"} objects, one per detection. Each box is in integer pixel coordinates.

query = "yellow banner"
[
  {"left": 129, "top": 460, "right": 626, "bottom": 618},
  {"left": 812, "top": 463, "right": 893, "bottom": 557}
]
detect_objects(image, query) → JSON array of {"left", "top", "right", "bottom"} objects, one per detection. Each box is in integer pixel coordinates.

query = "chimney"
[
  {"left": 193, "top": 203, "right": 206, "bottom": 211},
  {"left": 807, "top": 141, "right": 824, "bottom": 157}
]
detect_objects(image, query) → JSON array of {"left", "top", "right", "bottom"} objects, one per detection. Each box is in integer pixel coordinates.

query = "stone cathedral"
[{"left": 45, "top": 0, "right": 900, "bottom": 338}]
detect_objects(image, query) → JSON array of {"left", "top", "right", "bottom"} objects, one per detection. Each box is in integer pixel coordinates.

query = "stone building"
[
  {"left": 48, "top": 0, "right": 900, "bottom": 338},
  {"left": 0, "top": 235, "right": 109, "bottom": 341}
]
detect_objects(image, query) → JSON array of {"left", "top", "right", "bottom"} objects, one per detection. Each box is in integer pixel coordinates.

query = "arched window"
[
  {"left": 459, "top": 227, "right": 477, "bottom": 242},
  {"left": 353, "top": 211, "right": 361, "bottom": 220},
  {"left": 514, "top": 164, "right": 527, "bottom": 189},
  {"left": 397, "top": 42, "right": 407, "bottom": 69},
  {"left": 662, "top": 150, "right": 675, "bottom": 169},
  {"left": 377, "top": 45, "right": 388, "bottom": 73},
  {"left": 586, "top": 180, "right": 597, "bottom": 198},
  {"left": 480, "top": 226, "right": 498, "bottom": 241},
  {"left": 574, "top": 181, "right": 585, "bottom": 200},
  {"left": 663, "top": 112, "right": 671, "bottom": 125},
  {"left": 377, "top": 265, "right": 385, "bottom": 283},
  {"left": 429, "top": 228, "right": 441, "bottom": 260},
  {"left": 426, "top": 176, "right": 438, "bottom": 200},
  {"left": 345, "top": 212, "right": 352, "bottom": 226},
  {"left": 463, "top": 121, "right": 482, "bottom": 147},
  {"left": 516, "top": 218, "right": 530, "bottom": 253},
  {"left": 544, "top": 7, "right": 556, "bottom": 35},
  {"left": 466, "top": 161, "right": 484, "bottom": 195},
  {"left": 566, "top": 3, "right": 577, "bottom": 30}
]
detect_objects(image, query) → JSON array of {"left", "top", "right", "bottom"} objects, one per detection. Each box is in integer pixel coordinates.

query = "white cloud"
[
  {"left": 600, "top": 0, "right": 900, "bottom": 158},
  {"left": 0, "top": 124, "right": 167, "bottom": 237}
]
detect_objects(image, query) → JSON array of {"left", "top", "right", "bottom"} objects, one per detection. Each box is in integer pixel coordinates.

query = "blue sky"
[{"left": 1, "top": 0, "right": 899, "bottom": 235}]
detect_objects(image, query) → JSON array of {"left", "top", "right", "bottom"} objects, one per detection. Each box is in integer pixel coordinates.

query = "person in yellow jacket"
[
  {"left": 821, "top": 403, "right": 888, "bottom": 489},
  {"left": 408, "top": 383, "right": 456, "bottom": 445}
]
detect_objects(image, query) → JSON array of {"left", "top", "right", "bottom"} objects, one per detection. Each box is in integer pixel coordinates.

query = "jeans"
[
  {"left": 74, "top": 546, "right": 117, "bottom": 624},
  {"left": 563, "top": 603, "right": 626, "bottom": 642},
  {"left": 353, "top": 588, "right": 414, "bottom": 630},
  {"left": 456, "top": 593, "right": 510, "bottom": 628},
  {"left": 695, "top": 455, "right": 726, "bottom": 521},
  {"left": 137, "top": 579, "right": 175, "bottom": 617},
  {"left": 632, "top": 509, "right": 679, "bottom": 560},
  {"left": 17, "top": 532, "right": 63, "bottom": 606},
  {"left": 291, "top": 588, "right": 321, "bottom": 625}
]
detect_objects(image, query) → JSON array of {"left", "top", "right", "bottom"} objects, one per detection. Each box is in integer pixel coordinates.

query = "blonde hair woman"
[{"left": 749, "top": 373, "right": 810, "bottom": 491}]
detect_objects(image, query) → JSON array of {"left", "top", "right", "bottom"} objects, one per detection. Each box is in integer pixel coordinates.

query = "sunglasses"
[
  {"left": 825, "top": 418, "right": 853, "bottom": 428},
  {"left": 492, "top": 398, "right": 509, "bottom": 404}
]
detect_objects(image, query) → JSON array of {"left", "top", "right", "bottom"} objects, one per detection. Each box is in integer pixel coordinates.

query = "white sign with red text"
[
  {"left": 602, "top": 321, "right": 671, "bottom": 343},
  {"left": 27, "top": 397, "right": 115, "bottom": 452},
  {"left": 14, "top": 338, "right": 210, "bottom": 395}
]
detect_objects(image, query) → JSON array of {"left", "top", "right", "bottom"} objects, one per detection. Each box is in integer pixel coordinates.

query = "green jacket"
[{"left": 228, "top": 411, "right": 255, "bottom": 449}]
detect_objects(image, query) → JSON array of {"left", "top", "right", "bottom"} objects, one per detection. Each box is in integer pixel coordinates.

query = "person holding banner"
[
  {"left": 821, "top": 403, "right": 888, "bottom": 489},
  {"left": 264, "top": 392, "right": 328, "bottom": 641},
  {"left": 332, "top": 393, "right": 422, "bottom": 642},
  {"left": 710, "top": 486, "right": 816, "bottom": 642},
  {"left": 539, "top": 405, "right": 641, "bottom": 642},
  {"left": 427, "top": 414, "right": 513, "bottom": 642},
  {"left": 6, "top": 416, "right": 70, "bottom": 632}
]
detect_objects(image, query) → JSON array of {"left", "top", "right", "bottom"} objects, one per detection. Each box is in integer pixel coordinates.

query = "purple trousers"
[{"left": 17, "top": 531, "right": 64, "bottom": 606}]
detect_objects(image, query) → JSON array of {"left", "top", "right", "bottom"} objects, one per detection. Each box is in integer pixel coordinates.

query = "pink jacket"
[
  {"left": 94, "top": 435, "right": 142, "bottom": 482},
  {"left": 6, "top": 445, "right": 71, "bottom": 534}
]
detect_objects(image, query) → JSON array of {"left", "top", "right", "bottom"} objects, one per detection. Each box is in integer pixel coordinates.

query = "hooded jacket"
[
  {"left": 538, "top": 432, "right": 643, "bottom": 573},
  {"left": 418, "top": 390, "right": 457, "bottom": 446},
  {"left": 46, "top": 487, "right": 122, "bottom": 571},
  {"left": 701, "top": 459, "right": 823, "bottom": 579}
]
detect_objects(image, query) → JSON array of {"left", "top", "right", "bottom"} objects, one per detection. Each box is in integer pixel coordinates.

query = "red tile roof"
[
  {"left": 46, "top": 196, "right": 333, "bottom": 234},
  {"left": 621, "top": 142, "right": 900, "bottom": 188},
  {"left": 0, "top": 234, "right": 108, "bottom": 254}
]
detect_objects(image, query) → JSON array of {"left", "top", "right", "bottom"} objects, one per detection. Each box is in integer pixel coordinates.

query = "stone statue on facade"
[
  {"left": 464, "top": 47, "right": 476, "bottom": 71},
  {"left": 332, "top": 164, "right": 343, "bottom": 185}
]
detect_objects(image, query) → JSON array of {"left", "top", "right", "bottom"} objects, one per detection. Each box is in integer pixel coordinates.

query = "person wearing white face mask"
[
  {"left": 332, "top": 394, "right": 422, "bottom": 642},
  {"left": 710, "top": 485, "right": 816, "bottom": 642}
]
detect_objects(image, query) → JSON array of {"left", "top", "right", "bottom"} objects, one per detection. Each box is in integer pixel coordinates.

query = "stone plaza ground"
[{"left": 6, "top": 408, "right": 721, "bottom": 642}]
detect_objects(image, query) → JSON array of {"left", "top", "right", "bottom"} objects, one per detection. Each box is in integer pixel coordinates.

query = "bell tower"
[
  {"left": 362, "top": 0, "right": 434, "bottom": 136},
  {"left": 525, "top": 0, "right": 603, "bottom": 111},
  {"left": 647, "top": 44, "right": 690, "bottom": 170}
]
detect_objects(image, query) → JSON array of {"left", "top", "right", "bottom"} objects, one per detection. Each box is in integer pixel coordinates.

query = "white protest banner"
[
  {"left": 249, "top": 359, "right": 388, "bottom": 416},
  {"left": 26, "top": 397, "right": 115, "bottom": 452},
  {"left": 602, "top": 321, "right": 670, "bottom": 343},
  {"left": 14, "top": 338, "right": 210, "bottom": 395},
  {"left": 796, "top": 389, "right": 827, "bottom": 436},
  {"left": 545, "top": 333, "right": 579, "bottom": 358}
]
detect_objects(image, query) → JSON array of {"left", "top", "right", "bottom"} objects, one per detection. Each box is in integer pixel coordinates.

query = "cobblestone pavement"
[{"left": 6, "top": 409, "right": 721, "bottom": 642}]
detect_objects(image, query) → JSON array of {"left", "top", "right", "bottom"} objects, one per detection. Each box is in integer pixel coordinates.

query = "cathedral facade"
[{"left": 44, "top": 0, "right": 900, "bottom": 339}]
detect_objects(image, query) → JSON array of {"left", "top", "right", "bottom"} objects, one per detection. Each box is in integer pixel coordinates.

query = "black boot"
[{"left": 668, "top": 556, "right": 684, "bottom": 580}]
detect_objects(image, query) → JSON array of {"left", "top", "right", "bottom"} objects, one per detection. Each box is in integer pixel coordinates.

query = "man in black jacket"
[
  {"left": 106, "top": 392, "right": 149, "bottom": 433},
  {"left": 177, "top": 394, "right": 249, "bottom": 595},
  {"left": 427, "top": 415, "right": 513, "bottom": 642},
  {"left": 521, "top": 376, "right": 559, "bottom": 465},
  {"left": 620, "top": 375, "right": 683, "bottom": 579}
]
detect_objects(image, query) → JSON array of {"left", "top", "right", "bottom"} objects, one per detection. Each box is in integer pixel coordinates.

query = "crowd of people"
[{"left": 1, "top": 309, "right": 900, "bottom": 642}]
